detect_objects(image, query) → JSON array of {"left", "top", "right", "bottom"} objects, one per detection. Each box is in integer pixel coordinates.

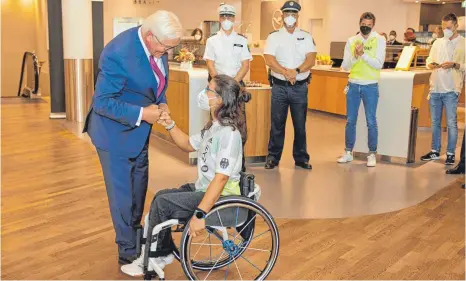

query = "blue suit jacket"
[{"left": 83, "top": 27, "right": 169, "bottom": 158}]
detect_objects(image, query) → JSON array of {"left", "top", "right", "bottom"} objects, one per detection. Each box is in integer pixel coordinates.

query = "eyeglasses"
[
  {"left": 205, "top": 87, "right": 219, "bottom": 97},
  {"left": 153, "top": 34, "right": 180, "bottom": 52}
]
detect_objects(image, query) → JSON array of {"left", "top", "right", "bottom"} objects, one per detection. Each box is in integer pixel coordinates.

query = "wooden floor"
[{"left": 1, "top": 99, "right": 465, "bottom": 280}]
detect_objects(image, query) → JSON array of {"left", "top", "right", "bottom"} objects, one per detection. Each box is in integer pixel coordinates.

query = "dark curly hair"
[{"left": 202, "top": 74, "right": 251, "bottom": 143}]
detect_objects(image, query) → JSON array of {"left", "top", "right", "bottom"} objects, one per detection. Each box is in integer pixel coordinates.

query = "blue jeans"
[
  {"left": 429, "top": 92, "right": 459, "bottom": 154},
  {"left": 345, "top": 82, "right": 379, "bottom": 152}
]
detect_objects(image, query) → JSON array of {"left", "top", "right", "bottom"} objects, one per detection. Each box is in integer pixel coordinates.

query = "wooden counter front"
[
  {"left": 153, "top": 69, "right": 190, "bottom": 137},
  {"left": 244, "top": 87, "right": 271, "bottom": 158}
]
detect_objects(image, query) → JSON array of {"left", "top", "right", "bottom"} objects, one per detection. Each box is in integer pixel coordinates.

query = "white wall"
[
  {"left": 326, "top": 0, "right": 420, "bottom": 44},
  {"left": 104, "top": 0, "right": 242, "bottom": 45},
  {"left": 242, "top": 0, "right": 421, "bottom": 55}
]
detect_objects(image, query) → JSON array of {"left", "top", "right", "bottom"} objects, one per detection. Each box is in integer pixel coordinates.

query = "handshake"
[{"left": 142, "top": 104, "right": 173, "bottom": 128}]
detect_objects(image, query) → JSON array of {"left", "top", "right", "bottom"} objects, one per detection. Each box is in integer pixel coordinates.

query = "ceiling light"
[
  {"left": 415, "top": 0, "right": 419, "bottom": 2},
  {"left": 442, "top": 1, "right": 445, "bottom": 3}
]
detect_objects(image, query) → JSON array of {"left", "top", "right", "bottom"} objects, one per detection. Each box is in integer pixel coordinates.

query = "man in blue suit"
[{"left": 83, "top": 10, "right": 183, "bottom": 265}]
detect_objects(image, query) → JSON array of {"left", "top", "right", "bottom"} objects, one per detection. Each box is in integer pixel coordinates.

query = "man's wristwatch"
[
  {"left": 194, "top": 208, "right": 207, "bottom": 219},
  {"left": 296, "top": 68, "right": 301, "bottom": 74}
]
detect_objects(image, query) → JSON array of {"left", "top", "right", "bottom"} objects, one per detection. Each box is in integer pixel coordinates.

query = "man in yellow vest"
[{"left": 337, "top": 12, "right": 386, "bottom": 167}]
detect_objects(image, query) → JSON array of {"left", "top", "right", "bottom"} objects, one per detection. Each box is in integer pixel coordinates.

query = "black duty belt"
[{"left": 270, "top": 76, "right": 309, "bottom": 87}]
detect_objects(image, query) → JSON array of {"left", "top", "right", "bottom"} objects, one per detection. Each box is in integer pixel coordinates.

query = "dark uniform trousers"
[{"left": 267, "top": 81, "right": 310, "bottom": 164}]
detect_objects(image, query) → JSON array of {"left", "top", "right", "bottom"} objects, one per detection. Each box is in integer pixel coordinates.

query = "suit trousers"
[{"left": 96, "top": 142, "right": 149, "bottom": 259}]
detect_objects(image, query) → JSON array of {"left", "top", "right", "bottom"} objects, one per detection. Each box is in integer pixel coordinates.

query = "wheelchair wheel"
[{"left": 179, "top": 197, "right": 279, "bottom": 280}]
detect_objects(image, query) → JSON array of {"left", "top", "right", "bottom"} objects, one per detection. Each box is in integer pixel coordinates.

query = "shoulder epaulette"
[
  {"left": 209, "top": 32, "right": 217, "bottom": 38},
  {"left": 300, "top": 29, "right": 310, "bottom": 34},
  {"left": 269, "top": 30, "right": 279, "bottom": 34},
  {"left": 238, "top": 33, "right": 247, "bottom": 38}
]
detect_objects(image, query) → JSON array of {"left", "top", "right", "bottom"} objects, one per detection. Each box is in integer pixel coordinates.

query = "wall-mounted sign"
[{"left": 113, "top": 17, "right": 143, "bottom": 38}]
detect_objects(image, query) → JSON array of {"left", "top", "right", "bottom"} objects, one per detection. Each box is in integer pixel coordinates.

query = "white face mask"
[
  {"left": 197, "top": 89, "right": 217, "bottom": 111},
  {"left": 194, "top": 34, "right": 201, "bottom": 40},
  {"left": 443, "top": 28, "right": 454, "bottom": 39},
  {"left": 389, "top": 35, "right": 396, "bottom": 41},
  {"left": 221, "top": 20, "right": 234, "bottom": 31},
  {"left": 284, "top": 16, "right": 297, "bottom": 27}
]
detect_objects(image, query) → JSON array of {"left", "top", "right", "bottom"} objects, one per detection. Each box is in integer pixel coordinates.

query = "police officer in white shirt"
[
  {"left": 204, "top": 3, "right": 252, "bottom": 172},
  {"left": 203, "top": 4, "right": 252, "bottom": 83},
  {"left": 263, "top": 1, "right": 316, "bottom": 170}
]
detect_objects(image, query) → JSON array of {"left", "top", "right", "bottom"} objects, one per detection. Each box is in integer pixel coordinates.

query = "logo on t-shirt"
[
  {"left": 201, "top": 165, "right": 208, "bottom": 172},
  {"left": 220, "top": 158, "right": 229, "bottom": 169}
]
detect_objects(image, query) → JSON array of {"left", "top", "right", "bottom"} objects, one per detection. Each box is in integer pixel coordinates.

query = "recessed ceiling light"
[
  {"left": 415, "top": 0, "right": 419, "bottom": 2},
  {"left": 442, "top": 1, "right": 445, "bottom": 3}
]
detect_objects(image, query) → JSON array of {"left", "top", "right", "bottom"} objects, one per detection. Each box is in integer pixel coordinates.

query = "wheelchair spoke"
[
  {"left": 216, "top": 210, "right": 225, "bottom": 228},
  {"left": 233, "top": 207, "right": 240, "bottom": 245},
  {"left": 239, "top": 246, "right": 271, "bottom": 253},
  {"left": 193, "top": 250, "right": 224, "bottom": 266},
  {"left": 192, "top": 233, "right": 210, "bottom": 261},
  {"left": 239, "top": 254, "right": 262, "bottom": 272},
  {"left": 191, "top": 243, "right": 223, "bottom": 246},
  {"left": 203, "top": 250, "right": 226, "bottom": 281},
  {"left": 224, "top": 256, "right": 232, "bottom": 280},
  {"left": 209, "top": 233, "right": 212, "bottom": 263},
  {"left": 251, "top": 229, "right": 271, "bottom": 241},
  {"left": 232, "top": 253, "right": 243, "bottom": 281},
  {"left": 233, "top": 214, "right": 257, "bottom": 241}
]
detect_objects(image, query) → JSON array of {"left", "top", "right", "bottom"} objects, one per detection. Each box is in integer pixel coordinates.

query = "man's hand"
[
  {"left": 354, "top": 43, "right": 364, "bottom": 58},
  {"left": 284, "top": 68, "right": 298, "bottom": 84},
  {"left": 142, "top": 104, "right": 162, "bottom": 124},
  {"left": 157, "top": 111, "right": 174, "bottom": 127},
  {"left": 189, "top": 216, "right": 205, "bottom": 238},
  {"left": 428, "top": 63, "right": 441, "bottom": 69},
  {"left": 441, "top": 62, "right": 456, "bottom": 69},
  {"left": 159, "top": 103, "right": 170, "bottom": 114}
]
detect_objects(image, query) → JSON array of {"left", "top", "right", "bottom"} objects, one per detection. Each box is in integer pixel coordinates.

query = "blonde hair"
[{"left": 141, "top": 10, "right": 183, "bottom": 41}]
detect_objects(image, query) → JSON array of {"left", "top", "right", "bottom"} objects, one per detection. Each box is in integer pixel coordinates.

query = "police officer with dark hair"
[{"left": 263, "top": 0, "right": 316, "bottom": 170}]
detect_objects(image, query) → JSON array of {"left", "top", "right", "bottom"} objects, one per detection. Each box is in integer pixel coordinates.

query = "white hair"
[{"left": 141, "top": 10, "right": 183, "bottom": 41}]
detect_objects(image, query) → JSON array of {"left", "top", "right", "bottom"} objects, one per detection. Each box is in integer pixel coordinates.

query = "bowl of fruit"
[{"left": 315, "top": 54, "right": 334, "bottom": 69}]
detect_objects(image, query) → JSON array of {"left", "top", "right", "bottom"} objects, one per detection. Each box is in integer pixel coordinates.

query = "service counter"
[
  {"left": 308, "top": 68, "right": 433, "bottom": 127},
  {"left": 308, "top": 68, "right": 435, "bottom": 162},
  {"left": 152, "top": 63, "right": 271, "bottom": 164}
]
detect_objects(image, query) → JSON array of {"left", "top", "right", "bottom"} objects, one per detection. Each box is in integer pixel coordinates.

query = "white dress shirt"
[
  {"left": 341, "top": 32, "right": 386, "bottom": 85},
  {"left": 136, "top": 27, "right": 167, "bottom": 126},
  {"left": 264, "top": 27, "right": 317, "bottom": 81},
  {"left": 426, "top": 35, "right": 465, "bottom": 94},
  {"left": 203, "top": 29, "right": 252, "bottom": 78}
]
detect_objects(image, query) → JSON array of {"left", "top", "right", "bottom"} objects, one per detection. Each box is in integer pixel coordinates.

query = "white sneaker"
[
  {"left": 337, "top": 151, "right": 354, "bottom": 163},
  {"left": 367, "top": 153, "right": 376, "bottom": 167},
  {"left": 120, "top": 251, "right": 174, "bottom": 277}
]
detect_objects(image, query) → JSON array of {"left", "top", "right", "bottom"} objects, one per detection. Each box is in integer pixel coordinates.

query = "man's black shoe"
[
  {"left": 118, "top": 255, "right": 136, "bottom": 265},
  {"left": 446, "top": 164, "right": 465, "bottom": 175},
  {"left": 265, "top": 160, "right": 278, "bottom": 170},
  {"left": 295, "top": 162, "right": 312, "bottom": 170}
]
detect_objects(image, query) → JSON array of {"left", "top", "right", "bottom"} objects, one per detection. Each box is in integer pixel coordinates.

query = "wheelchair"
[{"left": 136, "top": 173, "right": 280, "bottom": 280}]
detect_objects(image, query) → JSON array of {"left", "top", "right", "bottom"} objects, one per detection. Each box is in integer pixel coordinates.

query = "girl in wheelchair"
[{"left": 121, "top": 74, "right": 251, "bottom": 276}]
